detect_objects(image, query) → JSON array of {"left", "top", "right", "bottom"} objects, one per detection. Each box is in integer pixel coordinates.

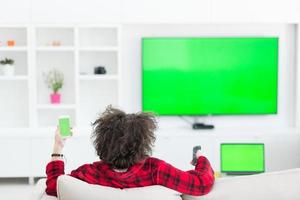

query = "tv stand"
[{"left": 192, "top": 123, "right": 214, "bottom": 130}]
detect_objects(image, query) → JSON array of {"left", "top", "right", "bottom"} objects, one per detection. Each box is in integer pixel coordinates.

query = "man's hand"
[
  {"left": 195, "top": 149, "right": 202, "bottom": 159},
  {"left": 191, "top": 145, "right": 202, "bottom": 166},
  {"left": 54, "top": 127, "right": 65, "bottom": 150},
  {"left": 52, "top": 126, "right": 72, "bottom": 161}
]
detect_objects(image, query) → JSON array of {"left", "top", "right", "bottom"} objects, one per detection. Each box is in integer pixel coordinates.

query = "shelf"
[
  {"left": 0, "top": 47, "right": 28, "bottom": 51},
  {"left": 36, "top": 46, "right": 75, "bottom": 51},
  {"left": 0, "top": 27, "right": 27, "bottom": 47},
  {"left": 79, "top": 51, "right": 118, "bottom": 75},
  {"left": 79, "top": 47, "right": 118, "bottom": 52},
  {"left": 36, "top": 27, "right": 74, "bottom": 47},
  {"left": 79, "top": 27, "right": 118, "bottom": 47},
  {"left": 79, "top": 75, "right": 118, "bottom": 81},
  {"left": 0, "top": 76, "right": 28, "bottom": 81},
  {"left": 0, "top": 81, "right": 29, "bottom": 128},
  {"left": 37, "top": 104, "right": 76, "bottom": 109},
  {"left": 36, "top": 51, "right": 76, "bottom": 105},
  {"left": 0, "top": 51, "right": 28, "bottom": 76}
]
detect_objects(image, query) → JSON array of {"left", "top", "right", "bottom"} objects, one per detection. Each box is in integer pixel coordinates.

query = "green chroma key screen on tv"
[
  {"left": 221, "top": 143, "right": 265, "bottom": 174},
  {"left": 142, "top": 37, "right": 278, "bottom": 115}
]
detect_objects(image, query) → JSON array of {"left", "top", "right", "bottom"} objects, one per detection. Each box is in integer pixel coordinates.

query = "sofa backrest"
[
  {"left": 57, "top": 168, "right": 300, "bottom": 200},
  {"left": 183, "top": 168, "right": 300, "bottom": 200},
  {"left": 57, "top": 175, "right": 182, "bottom": 200}
]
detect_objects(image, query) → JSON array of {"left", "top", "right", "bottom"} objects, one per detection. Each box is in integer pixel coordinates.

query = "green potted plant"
[
  {"left": 44, "top": 69, "right": 64, "bottom": 104},
  {"left": 0, "top": 58, "right": 15, "bottom": 76}
]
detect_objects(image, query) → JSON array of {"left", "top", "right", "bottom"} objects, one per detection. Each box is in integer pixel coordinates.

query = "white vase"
[{"left": 2, "top": 64, "right": 15, "bottom": 76}]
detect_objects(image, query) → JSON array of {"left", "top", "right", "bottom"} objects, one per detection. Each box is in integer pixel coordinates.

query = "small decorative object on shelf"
[
  {"left": 52, "top": 40, "right": 61, "bottom": 46},
  {"left": 94, "top": 66, "right": 106, "bottom": 75},
  {"left": 7, "top": 40, "right": 15, "bottom": 47},
  {"left": 44, "top": 69, "right": 64, "bottom": 104},
  {"left": 0, "top": 57, "right": 15, "bottom": 76}
]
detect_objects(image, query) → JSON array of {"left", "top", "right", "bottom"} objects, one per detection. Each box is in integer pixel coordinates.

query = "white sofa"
[{"left": 32, "top": 168, "right": 300, "bottom": 200}]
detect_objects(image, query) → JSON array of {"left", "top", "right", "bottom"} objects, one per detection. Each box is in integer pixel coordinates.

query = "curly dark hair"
[{"left": 91, "top": 106, "right": 157, "bottom": 169}]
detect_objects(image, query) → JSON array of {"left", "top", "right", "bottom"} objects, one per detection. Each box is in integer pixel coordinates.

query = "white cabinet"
[
  {"left": 120, "top": 0, "right": 211, "bottom": 23},
  {"left": 153, "top": 128, "right": 300, "bottom": 173},
  {"left": 263, "top": 135, "right": 300, "bottom": 172},
  {"left": 0, "top": 139, "right": 30, "bottom": 177},
  {"left": 154, "top": 135, "right": 214, "bottom": 171},
  {"left": 0, "top": 129, "right": 299, "bottom": 178},
  {"left": 31, "top": 138, "right": 53, "bottom": 177},
  {"left": 63, "top": 136, "right": 99, "bottom": 173},
  {"left": 31, "top": 137, "right": 98, "bottom": 176},
  {"left": 211, "top": 0, "right": 300, "bottom": 22},
  {"left": 154, "top": 132, "right": 262, "bottom": 172}
]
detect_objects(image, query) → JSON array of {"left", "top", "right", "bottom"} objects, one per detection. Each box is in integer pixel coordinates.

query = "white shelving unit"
[
  {"left": 0, "top": 25, "right": 120, "bottom": 131},
  {"left": 0, "top": 25, "right": 120, "bottom": 180},
  {"left": 0, "top": 26, "right": 29, "bottom": 129},
  {"left": 33, "top": 25, "right": 120, "bottom": 129}
]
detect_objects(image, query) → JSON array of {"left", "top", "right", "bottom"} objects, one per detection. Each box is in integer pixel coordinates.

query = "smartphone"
[
  {"left": 59, "top": 115, "right": 71, "bottom": 138},
  {"left": 191, "top": 145, "right": 202, "bottom": 166}
]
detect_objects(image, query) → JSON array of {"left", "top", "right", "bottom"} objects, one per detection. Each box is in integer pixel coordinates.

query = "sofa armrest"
[{"left": 31, "top": 178, "right": 58, "bottom": 200}]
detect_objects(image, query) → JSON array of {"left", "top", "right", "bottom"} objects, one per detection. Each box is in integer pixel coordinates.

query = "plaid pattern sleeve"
[
  {"left": 154, "top": 156, "right": 215, "bottom": 196},
  {"left": 45, "top": 160, "right": 65, "bottom": 197}
]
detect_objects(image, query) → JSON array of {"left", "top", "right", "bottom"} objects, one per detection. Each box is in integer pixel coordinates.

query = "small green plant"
[
  {"left": 44, "top": 69, "right": 64, "bottom": 93},
  {"left": 0, "top": 58, "right": 14, "bottom": 65}
]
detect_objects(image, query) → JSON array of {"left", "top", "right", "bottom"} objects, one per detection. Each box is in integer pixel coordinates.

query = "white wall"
[
  {"left": 296, "top": 26, "right": 300, "bottom": 127},
  {"left": 121, "top": 24, "right": 297, "bottom": 129},
  {"left": 0, "top": 0, "right": 299, "bottom": 24},
  {"left": 211, "top": 0, "right": 300, "bottom": 23},
  {"left": 120, "top": 0, "right": 211, "bottom": 23},
  {"left": 0, "top": 0, "right": 31, "bottom": 23},
  {"left": 31, "top": 0, "right": 121, "bottom": 23}
]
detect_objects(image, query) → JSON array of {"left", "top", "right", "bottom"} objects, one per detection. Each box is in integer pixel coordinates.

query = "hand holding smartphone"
[{"left": 59, "top": 115, "right": 72, "bottom": 138}]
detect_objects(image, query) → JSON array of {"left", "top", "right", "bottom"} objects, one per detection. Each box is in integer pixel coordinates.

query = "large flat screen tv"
[
  {"left": 142, "top": 37, "right": 278, "bottom": 115},
  {"left": 221, "top": 143, "right": 265, "bottom": 174}
]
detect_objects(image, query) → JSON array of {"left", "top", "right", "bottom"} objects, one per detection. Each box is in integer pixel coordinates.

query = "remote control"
[{"left": 191, "top": 145, "right": 202, "bottom": 166}]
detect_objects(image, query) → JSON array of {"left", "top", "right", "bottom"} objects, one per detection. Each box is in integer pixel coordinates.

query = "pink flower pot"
[{"left": 50, "top": 93, "right": 61, "bottom": 104}]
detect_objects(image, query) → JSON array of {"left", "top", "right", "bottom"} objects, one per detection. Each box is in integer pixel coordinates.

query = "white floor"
[{"left": 0, "top": 179, "right": 36, "bottom": 200}]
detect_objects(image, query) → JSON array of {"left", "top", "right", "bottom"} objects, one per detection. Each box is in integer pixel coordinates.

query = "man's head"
[{"left": 92, "top": 106, "right": 157, "bottom": 169}]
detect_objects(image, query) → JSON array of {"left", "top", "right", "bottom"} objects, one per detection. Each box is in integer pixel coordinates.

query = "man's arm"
[
  {"left": 45, "top": 128, "right": 68, "bottom": 197},
  {"left": 154, "top": 156, "right": 215, "bottom": 196},
  {"left": 46, "top": 160, "right": 65, "bottom": 196}
]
